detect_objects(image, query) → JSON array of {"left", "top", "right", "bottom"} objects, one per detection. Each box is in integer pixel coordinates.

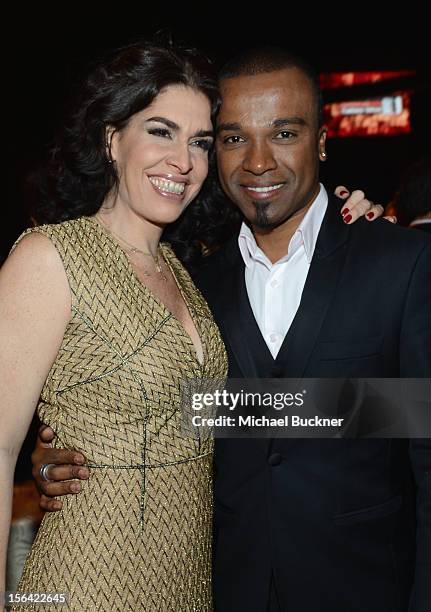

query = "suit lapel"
[
  {"left": 207, "top": 195, "right": 349, "bottom": 379},
  {"left": 236, "top": 265, "right": 276, "bottom": 371},
  {"left": 276, "top": 195, "right": 349, "bottom": 376},
  {"left": 217, "top": 244, "right": 264, "bottom": 378}
]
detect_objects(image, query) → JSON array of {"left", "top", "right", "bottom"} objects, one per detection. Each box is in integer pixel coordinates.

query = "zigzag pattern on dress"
[{"left": 12, "top": 217, "right": 228, "bottom": 611}]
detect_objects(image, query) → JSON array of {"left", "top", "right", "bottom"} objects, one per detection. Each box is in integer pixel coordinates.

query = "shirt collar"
[{"left": 238, "top": 183, "right": 328, "bottom": 269}]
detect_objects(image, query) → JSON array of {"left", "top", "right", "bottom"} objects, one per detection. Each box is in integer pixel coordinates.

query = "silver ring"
[{"left": 39, "top": 463, "right": 53, "bottom": 482}]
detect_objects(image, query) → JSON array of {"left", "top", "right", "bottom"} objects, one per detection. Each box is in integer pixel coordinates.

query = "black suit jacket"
[
  {"left": 410, "top": 222, "right": 431, "bottom": 235},
  {"left": 195, "top": 195, "right": 431, "bottom": 612}
]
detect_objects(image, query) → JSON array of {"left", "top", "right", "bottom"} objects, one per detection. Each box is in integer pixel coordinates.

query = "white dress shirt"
[{"left": 238, "top": 184, "right": 328, "bottom": 358}]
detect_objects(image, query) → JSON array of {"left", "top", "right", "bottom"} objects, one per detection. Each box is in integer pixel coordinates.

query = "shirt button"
[
  {"left": 269, "top": 333, "right": 278, "bottom": 343},
  {"left": 268, "top": 453, "right": 282, "bottom": 466},
  {"left": 270, "top": 279, "right": 278, "bottom": 288}
]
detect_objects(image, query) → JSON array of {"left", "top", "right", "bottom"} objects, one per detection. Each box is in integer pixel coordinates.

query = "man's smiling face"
[{"left": 216, "top": 67, "right": 327, "bottom": 230}]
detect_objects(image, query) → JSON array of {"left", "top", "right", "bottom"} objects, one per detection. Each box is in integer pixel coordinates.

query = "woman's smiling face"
[{"left": 108, "top": 84, "right": 214, "bottom": 227}]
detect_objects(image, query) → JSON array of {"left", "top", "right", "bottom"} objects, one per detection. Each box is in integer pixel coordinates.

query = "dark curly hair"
[{"left": 34, "top": 40, "right": 240, "bottom": 271}]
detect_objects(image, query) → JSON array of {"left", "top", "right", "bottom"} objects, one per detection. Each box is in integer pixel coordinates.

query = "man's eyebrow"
[
  {"left": 272, "top": 117, "right": 307, "bottom": 128},
  {"left": 216, "top": 117, "right": 307, "bottom": 135},
  {"left": 216, "top": 122, "right": 241, "bottom": 135},
  {"left": 146, "top": 117, "right": 213, "bottom": 138}
]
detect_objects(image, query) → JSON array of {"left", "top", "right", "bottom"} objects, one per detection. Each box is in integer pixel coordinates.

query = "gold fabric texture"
[{"left": 12, "top": 217, "right": 228, "bottom": 611}]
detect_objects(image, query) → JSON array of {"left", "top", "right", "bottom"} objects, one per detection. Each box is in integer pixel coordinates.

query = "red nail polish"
[
  {"left": 341, "top": 208, "right": 349, "bottom": 216},
  {"left": 340, "top": 190, "right": 349, "bottom": 196},
  {"left": 366, "top": 212, "right": 374, "bottom": 219},
  {"left": 343, "top": 214, "right": 352, "bottom": 224}
]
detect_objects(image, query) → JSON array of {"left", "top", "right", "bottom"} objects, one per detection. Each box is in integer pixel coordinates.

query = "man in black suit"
[
  {"left": 32, "top": 48, "right": 430, "bottom": 611},
  {"left": 193, "top": 49, "right": 430, "bottom": 612}
]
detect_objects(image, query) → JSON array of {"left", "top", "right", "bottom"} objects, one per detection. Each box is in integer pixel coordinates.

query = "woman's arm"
[{"left": 0, "top": 233, "right": 71, "bottom": 594}]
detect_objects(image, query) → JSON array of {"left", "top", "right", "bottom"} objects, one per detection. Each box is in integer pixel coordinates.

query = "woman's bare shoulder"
[{"left": 1, "top": 231, "right": 71, "bottom": 313}]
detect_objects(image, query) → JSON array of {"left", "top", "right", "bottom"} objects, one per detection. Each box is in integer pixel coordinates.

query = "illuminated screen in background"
[
  {"left": 323, "top": 93, "right": 411, "bottom": 137},
  {"left": 320, "top": 71, "right": 415, "bottom": 137}
]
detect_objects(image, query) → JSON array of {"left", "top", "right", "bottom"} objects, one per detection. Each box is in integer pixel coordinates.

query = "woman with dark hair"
[
  {"left": 0, "top": 41, "right": 228, "bottom": 611},
  {"left": 0, "top": 40, "right": 381, "bottom": 610}
]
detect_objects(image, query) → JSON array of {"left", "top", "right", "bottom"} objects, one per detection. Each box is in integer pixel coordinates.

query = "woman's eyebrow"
[
  {"left": 146, "top": 117, "right": 213, "bottom": 138},
  {"left": 193, "top": 129, "right": 214, "bottom": 138},
  {"left": 145, "top": 116, "right": 179, "bottom": 129}
]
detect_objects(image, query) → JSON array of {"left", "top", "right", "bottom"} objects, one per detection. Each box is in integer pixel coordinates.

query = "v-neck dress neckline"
[{"left": 85, "top": 215, "right": 205, "bottom": 367}]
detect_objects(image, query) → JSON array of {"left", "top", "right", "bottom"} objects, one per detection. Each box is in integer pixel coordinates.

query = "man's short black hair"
[{"left": 218, "top": 46, "right": 323, "bottom": 126}]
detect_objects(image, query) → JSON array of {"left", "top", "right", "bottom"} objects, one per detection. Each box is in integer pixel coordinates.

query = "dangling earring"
[
  {"left": 106, "top": 129, "right": 115, "bottom": 165},
  {"left": 321, "top": 151, "right": 326, "bottom": 158}
]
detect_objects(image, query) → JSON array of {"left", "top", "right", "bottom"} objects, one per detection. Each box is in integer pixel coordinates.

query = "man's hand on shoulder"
[{"left": 32, "top": 424, "right": 89, "bottom": 512}]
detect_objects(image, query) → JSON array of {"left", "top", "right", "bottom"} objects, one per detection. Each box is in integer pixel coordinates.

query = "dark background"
[
  {"left": 4, "top": 14, "right": 430, "bottom": 478},
  {"left": 4, "top": 15, "right": 431, "bottom": 259}
]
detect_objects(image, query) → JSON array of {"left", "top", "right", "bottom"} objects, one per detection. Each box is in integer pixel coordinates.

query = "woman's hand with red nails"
[{"left": 335, "top": 186, "right": 396, "bottom": 224}]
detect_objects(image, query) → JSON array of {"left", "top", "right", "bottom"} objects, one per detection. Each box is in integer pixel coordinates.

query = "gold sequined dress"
[{"left": 12, "top": 217, "right": 227, "bottom": 611}]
